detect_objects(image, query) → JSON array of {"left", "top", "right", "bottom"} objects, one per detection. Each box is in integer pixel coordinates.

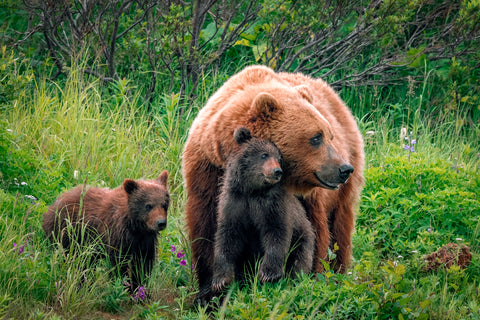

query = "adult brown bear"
[{"left": 182, "top": 65, "right": 364, "bottom": 303}]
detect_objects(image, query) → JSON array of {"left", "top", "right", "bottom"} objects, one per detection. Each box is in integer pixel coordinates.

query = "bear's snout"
[
  {"left": 156, "top": 218, "right": 167, "bottom": 231},
  {"left": 315, "top": 161, "right": 354, "bottom": 190},
  {"left": 273, "top": 167, "right": 283, "bottom": 179},
  {"left": 338, "top": 164, "right": 354, "bottom": 182},
  {"left": 263, "top": 158, "right": 283, "bottom": 184}
]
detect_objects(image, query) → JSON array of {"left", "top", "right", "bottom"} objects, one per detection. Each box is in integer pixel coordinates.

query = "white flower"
[
  {"left": 455, "top": 237, "right": 464, "bottom": 241},
  {"left": 21, "top": 182, "right": 28, "bottom": 186},
  {"left": 411, "top": 250, "right": 418, "bottom": 253},
  {"left": 366, "top": 130, "right": 375, "bottom": 135},
  {"left": 74, "top": 170, "right": 80, "bottom": 179},
  {"left": 400, "top": 128, "right": 407, "bottom": 140}
]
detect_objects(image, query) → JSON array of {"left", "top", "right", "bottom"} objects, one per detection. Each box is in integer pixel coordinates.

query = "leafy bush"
[{"left": 358, "top": 146, "right": 480, "bottom": 259}]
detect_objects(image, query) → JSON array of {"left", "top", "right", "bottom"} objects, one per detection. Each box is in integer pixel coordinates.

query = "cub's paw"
[
  {"left": 212, "top": 269, "right": 233, "bottom": 293},
  {"left": 259, "top": 264, "right": 283, "bottom": 283}
]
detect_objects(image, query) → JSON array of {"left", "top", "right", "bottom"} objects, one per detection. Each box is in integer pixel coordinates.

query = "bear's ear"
[
  {"left": 295, "top": 85, "right": 313, "bottom": 103},
  {"left": 233, "top": 127, "right": 252, "bottom": 145},
  {"left": 156, "top": 170, "right": 168, "bottom": 187},
  {"left": 123, "top": 179, "right": 138, "bottom": 194},
  {"left": 252, "top": 92, "right": 279, "bottom": 119}
]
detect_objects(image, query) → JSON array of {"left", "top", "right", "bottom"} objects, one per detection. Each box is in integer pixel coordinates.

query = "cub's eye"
[
  {"left": 261, "top": 153, "right": 269, "bottom": 159},
  {"left": 309, "top": 133, "right": 323, "bottom": 148},
  {"left": 162, "top": 202, "right": 169, "bottom": 211},
  {"left": 145, "top": 204, "right": 153, "bottom": 211}
]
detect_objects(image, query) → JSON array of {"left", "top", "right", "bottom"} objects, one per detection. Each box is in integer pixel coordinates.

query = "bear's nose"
[
  {"left": 338, "top": 164, "right": 354, "bottom": 182},
  {"left": 157, "top": 218, "right": 167, "bottom": 231},
  {"left": 273, "top": 167, "right": 283, "bottom": 179}
]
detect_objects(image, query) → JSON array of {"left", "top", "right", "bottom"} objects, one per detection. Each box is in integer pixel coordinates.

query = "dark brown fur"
[
  {"left": 42, "top": 171, "right": 170, "bottom": 289},
  {"left": 212, "top": 128, "right": 314, "bottom": 293}
]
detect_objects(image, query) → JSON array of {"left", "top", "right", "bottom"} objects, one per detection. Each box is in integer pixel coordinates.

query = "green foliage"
[
  {"left": 0, "top": 46, "right": 34, "bottom": 107},
  {"left": 358, "top": 149, "right": 480, "bottom": 258}
]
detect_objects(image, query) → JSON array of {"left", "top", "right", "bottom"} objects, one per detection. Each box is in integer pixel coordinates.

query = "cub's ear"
[
  {"left": 233, "top": 127, "right": 252, "bottom": 145},
  {"left": 295, "top": 84, "right": 313, "bottom": 103},
  {"left": 123, "top": 179, "right": 138, "bottom": 194},
  {"left": 251, "top": 92, "right": 279, "bottom": 120},
  {"left": 156, "top": 170, "right": 169, "bottom": 187}
]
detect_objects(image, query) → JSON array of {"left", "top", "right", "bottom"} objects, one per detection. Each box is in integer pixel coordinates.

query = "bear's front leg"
[
  {"left": 299, "top": 194, "right": 330, "bottom": 273},
  {"left": 286, "top": 226, "right": 315, "bottom": 277},
  {"left": 211, "top": 213, "right": 246, "bottom": 292},
  {"left": 258, "top": 225, "right": 291, "bottom": 283},
  {"left": 211, "top": 253, "right": 235, "bottom": 293},
  {"left": 183, "top": 157, "right": 223, "bottom": 304}
]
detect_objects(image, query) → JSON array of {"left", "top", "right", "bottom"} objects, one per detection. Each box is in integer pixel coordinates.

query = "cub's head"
[
  {"left": 228, "top": 127, "right": 283, "bottom": 191},
  {"left": 123, "top": 170, "right": 170, "bottom": 233}
]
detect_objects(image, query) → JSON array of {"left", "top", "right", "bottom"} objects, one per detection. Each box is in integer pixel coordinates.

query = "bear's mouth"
[
  {"left": 263, "top": 175, "right": 281, "bottom": 185},
  {"left": 315, "top": 175, "right": 340, "bottom": 190}
]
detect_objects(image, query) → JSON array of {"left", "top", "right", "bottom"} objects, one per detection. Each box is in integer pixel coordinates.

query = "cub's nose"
[
  {"left": 157, "top": 218, "right": 167, "bottom": 231},
  {"left": 338, "top": 164, "right": 354, "bottom": 182},
  {"left": 273, "top": 167, "right": 283, "bottom": 179}
]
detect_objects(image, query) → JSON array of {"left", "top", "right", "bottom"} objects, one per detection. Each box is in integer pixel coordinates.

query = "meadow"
[{"left": 0, "top": 45, "right": 479, "bottom": 319}]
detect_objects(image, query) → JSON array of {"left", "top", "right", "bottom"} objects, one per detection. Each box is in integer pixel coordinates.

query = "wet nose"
[
  {"left": 273, "top": 167, "right": 283, "bottom": 179},
  {"left": 157, "top": 218, "right": 167, "bottom": 231},
  {"left": 339, "top": 164, "right": 354, "bottom": 182}
]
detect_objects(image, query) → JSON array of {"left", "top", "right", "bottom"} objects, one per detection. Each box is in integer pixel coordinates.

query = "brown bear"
[
  {"left": 182, "top": 65, "right": 364, "bottom": 303},
  {"left": 42, "top": 171, "right": 170, "bottom": 289},
  {"left": 212, "top": 127, "right": 314, "bottom": 293}
]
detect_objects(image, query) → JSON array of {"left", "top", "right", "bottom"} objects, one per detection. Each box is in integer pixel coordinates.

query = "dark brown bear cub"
[
  {"left": 42, "top": 171, "right": 170, "bottom": 289},
  {"left": 212, "top": 128, "right": 314, "bottom": 293}
]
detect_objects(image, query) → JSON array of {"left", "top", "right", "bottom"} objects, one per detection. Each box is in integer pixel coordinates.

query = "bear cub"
[
  {"left": 42, "top": 171, "right": 170, "bottom": 289},
  {"left": 212, "top": 128, "right": 314, "bottom": 292}
]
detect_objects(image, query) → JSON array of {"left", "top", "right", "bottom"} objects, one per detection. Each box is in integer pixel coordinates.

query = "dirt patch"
[{"left": 424, "top": 243, "right": 472, "bottom": 271}]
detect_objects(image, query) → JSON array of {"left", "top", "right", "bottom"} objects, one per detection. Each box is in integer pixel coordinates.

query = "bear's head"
[
  {"left": 230, "top": 127, "right": 283, "bottom": 191},
  {"left": 123, "top": 170, "right": 170, "bottom": 233},
  {"left": 247, "top": 88, "right": 354, "bottom": 194}
]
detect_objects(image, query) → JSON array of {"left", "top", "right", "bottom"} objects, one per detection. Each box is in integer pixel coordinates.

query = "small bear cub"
[
  {"left": 212, "top": 127, "right": 314, "bottom": 293},
  {"left": 42, "top": 171, "right": 170, "bottom": 290}
]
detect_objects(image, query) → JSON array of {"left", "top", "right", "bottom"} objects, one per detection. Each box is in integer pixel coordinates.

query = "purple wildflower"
[
  {"left": 134, "top": 286, "right": 147, "bottom": 301},
  {"left": 18, "top": 245, "right": 25, "bottom": 254},
  {"left": 404, "top": 145, "right": 410, "bottom": 150},
  {"left": 171, "top": 245, "right": 176, "bottom": 252},
  {"left": 176, "top": 251, "right": 185, "bottom": 259},
  {"left": 179, "top": 259, "right": 187, "bottom": 266}
]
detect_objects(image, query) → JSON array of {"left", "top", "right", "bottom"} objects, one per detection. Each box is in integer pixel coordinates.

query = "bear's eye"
[
  {"left": 162, "top": 202, "right": 169, "bottom": 211},
  {"left": 145, "top": 204, "right": 153, "bottom": 211},
  {"left": 261, "top": 153, "right": 269, "bottom": 159},
  {"left": 309, "top": 133, "right": 323, "bottom": 148}
]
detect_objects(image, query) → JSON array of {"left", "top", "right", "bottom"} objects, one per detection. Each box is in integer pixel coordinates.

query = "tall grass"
[{"left": 0, "top": 61, "right": 479, "bottom": 319}]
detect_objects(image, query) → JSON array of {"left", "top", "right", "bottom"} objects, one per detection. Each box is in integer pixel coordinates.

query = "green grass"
[{"left": 0, "top": 61, "right": 479, "bottom": 319}]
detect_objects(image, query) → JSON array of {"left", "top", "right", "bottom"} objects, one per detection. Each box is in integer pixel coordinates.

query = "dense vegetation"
[{"left": 1, "top": 1, "right": 479, "bottom": 319}]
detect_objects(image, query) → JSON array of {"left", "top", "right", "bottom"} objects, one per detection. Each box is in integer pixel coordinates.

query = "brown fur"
[
  {"left": 42, "top": 171, "right": 170, "bottom": 289},
  {"left": 182, "top": 65, "right": 364, "bottom": 303}
]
